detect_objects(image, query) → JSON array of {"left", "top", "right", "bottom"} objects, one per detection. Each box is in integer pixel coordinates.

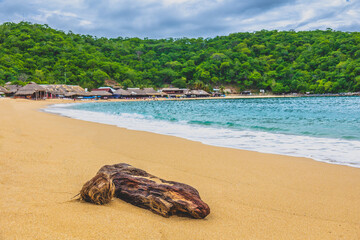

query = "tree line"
[{"left": 1, "top": 21, "right": 360, "bottom": 93}]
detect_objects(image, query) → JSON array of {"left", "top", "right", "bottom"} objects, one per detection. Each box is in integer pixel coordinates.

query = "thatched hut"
[
  {"left": 15, "top": 82, "right": 46, "bottom": 100},
  {"left": 0, "top": 86, "right": 10, "bottom": 96},
  {"left": 143, "top": 88, "right": 166, "bottom": 97},
  {"left": 161, "top": 88, "right": 187, "bottom": 98},
  {"left": 126, "top": 88, "right": 147, "bottom": 98},
  {"left": 88, "top": 91, "right": 112, "bottom": 99},
  {"left": 4, "top": 84, "right": 21, "bottom": 97},
  {"left": 41, "top": 84, "right": 86, "bottom": 99},
  {"left": 113, "top": 89, "right": 131, "bottom": 98},
  {"left": 185, "top": 90, "right": 210, "bottom": 98}
]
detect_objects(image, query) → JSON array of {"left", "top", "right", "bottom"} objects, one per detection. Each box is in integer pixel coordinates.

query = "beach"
[{"left": 1, "top": 98, "right": 360, "bottom": 239}]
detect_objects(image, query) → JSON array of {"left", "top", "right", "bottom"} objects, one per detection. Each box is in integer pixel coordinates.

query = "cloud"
[{"left": 0, "top": 0, "right": 358, "bottom": 38}]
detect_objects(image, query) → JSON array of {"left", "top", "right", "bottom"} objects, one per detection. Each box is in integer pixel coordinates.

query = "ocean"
[{"left": 45, "top": 96, "right": 360, "bottom": 168}]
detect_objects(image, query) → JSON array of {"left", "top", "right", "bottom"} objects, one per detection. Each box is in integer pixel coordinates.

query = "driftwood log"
[{"left": 80, "top": 163, "right": 210, "bottom": 219}]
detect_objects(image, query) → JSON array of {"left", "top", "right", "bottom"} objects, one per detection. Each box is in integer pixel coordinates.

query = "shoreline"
[
  {"left": 1, "top": 98, "right": 360, "bottom": 239},
  {"left": 44, "top": 97, "right": 360, "bottom": 169}
]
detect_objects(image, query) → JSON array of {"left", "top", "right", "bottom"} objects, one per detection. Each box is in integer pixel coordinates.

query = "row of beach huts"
[{"left": 0, "top": 82, "right": 219, "bottom": 100}]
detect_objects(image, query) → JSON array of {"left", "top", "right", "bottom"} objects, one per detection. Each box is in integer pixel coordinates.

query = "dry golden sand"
[{"left": 0, "top": 98, "right": 360, "bottom": 239}]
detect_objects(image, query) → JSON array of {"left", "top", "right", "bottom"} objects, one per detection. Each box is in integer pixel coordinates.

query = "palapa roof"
[
  {"left": 64, "top": 92, "right": 88, "bottom": 97},
  {"left": 162, "top": 87, "right": 180, "bottom": 91},
  {"left": 186, "top": 90, "right": 210, "bottom": 96},
  {"left": 0, "top": 86, "right": 10, "bottom": 94},
  {"left": 113, "top": 89, "right": 131, "bottom": 96},
  {"left": 41, "top": 84, "right": 86, "bottom": 95},
  {"left": 4, "top": 84, "right": 21, "bottom": 93},
  {"left": 161, "top": 88, "right": 187, "bottom": 95},
  {"left": 197, "top": 90, "right": 210, "bottom": 95},
  {"left": 127, "top": 88, "right": 146, "bottom": 95},
  {"left": 88, "top": 91, "right": 112, "bottom": 96},
  {"left": 127, "top": 88, "right": 147, "bottom": 96},
  {"left": 15, "top": 82, "right": 46, "bottom": 95},
  {"left": 143, "top": 88, "right": 165, "bottom": 96}
]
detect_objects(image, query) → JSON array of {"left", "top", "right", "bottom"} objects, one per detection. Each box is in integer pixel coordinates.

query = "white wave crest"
[{"left": 44, "top": 104, "right": 360, "bottom": 168}]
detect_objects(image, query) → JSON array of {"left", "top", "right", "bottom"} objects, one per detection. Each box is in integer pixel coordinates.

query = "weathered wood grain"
[{"left": 80, "top": 163, "right": 210, "bottom": 219}]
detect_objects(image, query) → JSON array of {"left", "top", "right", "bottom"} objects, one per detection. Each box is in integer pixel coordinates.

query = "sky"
[{"left": 0, "top": 0, "right": 358, "bottom": 38}]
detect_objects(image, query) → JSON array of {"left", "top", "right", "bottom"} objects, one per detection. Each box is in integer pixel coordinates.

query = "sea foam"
[{"left": 44, "top": 104, "right": 360, "bottom": 168}]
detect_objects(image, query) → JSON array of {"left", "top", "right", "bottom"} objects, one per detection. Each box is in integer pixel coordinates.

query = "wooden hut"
[{"left": 15, "top": 82, "right": 46, "bottom": 100}]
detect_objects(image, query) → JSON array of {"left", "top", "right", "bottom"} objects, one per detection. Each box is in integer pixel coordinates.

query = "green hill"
[{"left": 1, "top": 21, "right": 360, "bottom": 93}]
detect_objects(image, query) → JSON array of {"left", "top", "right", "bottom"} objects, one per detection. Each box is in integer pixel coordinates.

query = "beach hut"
[
  {"left": 41, "top": 84, "right": 67, "bottom": 98},
  {"left": 211, "top": 89, "right": 222, "bottom": 97},
  {"left": 196, "top": 90, "right": 210, "bottom": 97},
  {"left": 41, "top": 84, "right": 86, "bottom": 99},
  {"left": 185, "top": 90, "right": 210, "bottom": 98},
  {"left": 113, "top": 89, "right": 131, "bottom": 98},
  {"left": 127, "top": 88, "right": 148, "bottom": 98},
  {"left": 15, "top": 82, "right": 46, "bottom": 100},
  {"left": 161, "top": 88, "right": 187, "bottom": 98},
  {"left": 3, "top": 84, "right": 21, "bottom": 97},
  {"left": 241, "top": 91, "right": 251, "bottom": 95},
  {"left": 88, "top": 91, "right": 112, "bottom": 99},
  {"left": 0, "top": 86, "right": 10, "bottom": 96},
  {"left": 143, "top": 88, "right": 166, "bottom": 97}
]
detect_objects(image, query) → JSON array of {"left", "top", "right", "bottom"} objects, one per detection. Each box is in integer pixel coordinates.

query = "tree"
[
  {"left": 171, "top": 77, "right": 187, "bottom": 88},
  {"left": 92, "top": 69, "right": 109, "bottom": 87},
  {"left": 122, "top": 79, "right": 133, "bottom": 89},
  {"left": 1, "top": 22, "right": 360, "bottom": 93}
]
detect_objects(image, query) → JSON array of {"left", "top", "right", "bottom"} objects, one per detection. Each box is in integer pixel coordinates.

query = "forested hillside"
[{"left": 1, "top": 22, "right": 360, "bottom": 93}]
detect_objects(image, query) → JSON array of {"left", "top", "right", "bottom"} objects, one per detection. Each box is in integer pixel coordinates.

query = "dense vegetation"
[{"left": 1, "top": 22, "right": 360, "bottom": 93}]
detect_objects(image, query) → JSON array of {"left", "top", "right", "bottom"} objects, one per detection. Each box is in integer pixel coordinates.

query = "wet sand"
[{"left": 0, "top": 98, "right": 359, "bottom": 239}]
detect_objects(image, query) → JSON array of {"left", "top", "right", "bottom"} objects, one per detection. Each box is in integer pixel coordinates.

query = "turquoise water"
[{"left": 46, "top": 96, "right": 360, "bottom": 167}]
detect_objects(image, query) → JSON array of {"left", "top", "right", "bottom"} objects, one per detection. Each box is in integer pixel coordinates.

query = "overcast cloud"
[{"left": 0, "top": 0, "right": 358, "bottom": 38}]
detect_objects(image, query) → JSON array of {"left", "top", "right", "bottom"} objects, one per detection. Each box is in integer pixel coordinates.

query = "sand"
[{"left": 0, "top": 98, "right": 359, "bottom": 239}]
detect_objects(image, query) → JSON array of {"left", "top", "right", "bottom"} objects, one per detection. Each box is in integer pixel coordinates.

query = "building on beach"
[
  {"left": 91, "top": 87, "right": 116, "bottom": 94},
  {"left": 0, "top": 86, "right": 10, "bottom": 96},
  {"left": 126, "top": 88, "right": 148, "bottom": 98},
  {"left": 4, "top": 84, "right": 21, "bottom": 97},
  {"left": 143, "top": 88, "right": 166, "bottom": 97},
  {"left": 15, "top": 82, "right": 46, "bottom": 100},
  {"left": 113, "top": 89, "right": 131, "bottom": 98},
  {"left": 161, "top": 88, "right": 188, "bottom": 98},
  {"left": 3, "top": 82, "right": 213, "bottom": 100},
  {"left": 88, "top": 90, "right": 113, "bottom": 99},
  {"left": 160, "top": 88, "right": 211, "bottom": 98},
  {"left": 40, "top": 84, "right": 86, "bottom": 98},
  {"left": 184, "top": 90, "right": 210, "bottom": 98}
]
